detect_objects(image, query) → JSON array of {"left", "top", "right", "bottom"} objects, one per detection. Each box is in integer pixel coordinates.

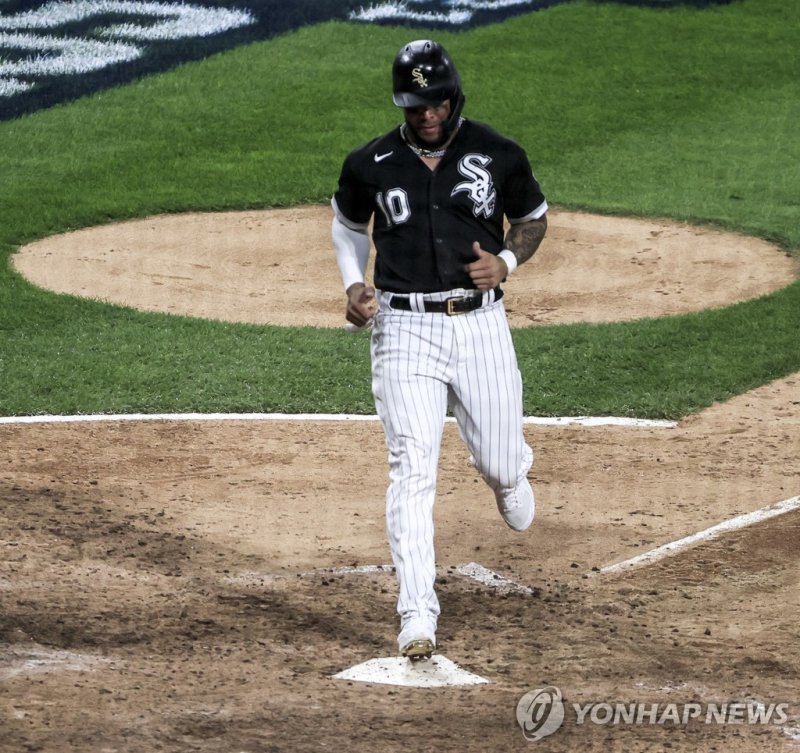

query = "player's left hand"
[{"left": 466, "top": 242, "right": 509, "bottom": 290}]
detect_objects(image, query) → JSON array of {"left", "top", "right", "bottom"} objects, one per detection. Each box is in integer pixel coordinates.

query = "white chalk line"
[
  {"left": 223, "top": 561, "right": 534, "bottom": 596},
  {"left": 0, "top": 645, "right": 113, "bottom": 682},
  {"left": 453, "top": 562, "right": 535, "bottom": 595},
  {"left": 0, "top": 412, "right": 677, "bottom": 428},
  {"left": 783, "top": 726, "right": 800, "bottom": 742},
  {"left": 594, "top": 495, "right": 800, "bottom": 576},
  {"left": 222, "top": 564, "right": 396, "bottom": 587}
]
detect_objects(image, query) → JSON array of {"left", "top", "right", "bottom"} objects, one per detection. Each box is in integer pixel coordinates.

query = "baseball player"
[{"left": 331, "top": 40, "right": 548, "bottom": 661}]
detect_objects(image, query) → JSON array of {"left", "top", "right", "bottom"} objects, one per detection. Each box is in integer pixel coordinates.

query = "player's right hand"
[{"left": 345, "top": 283, "right": 377, "bottom": 328}]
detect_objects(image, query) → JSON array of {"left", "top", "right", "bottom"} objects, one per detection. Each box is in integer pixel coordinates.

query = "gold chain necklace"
[{"left": 400, "top": 120, "right": 462, "bottom": 159}]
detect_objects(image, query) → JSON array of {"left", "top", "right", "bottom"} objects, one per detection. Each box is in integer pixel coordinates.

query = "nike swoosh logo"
[{"left": 374, "top": 151, "right": 393, "bottom": 163}]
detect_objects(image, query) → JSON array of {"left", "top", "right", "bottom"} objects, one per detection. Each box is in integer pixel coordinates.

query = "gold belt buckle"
[{"left": 446, "top": 296, "right": 467, "bottom": 316}]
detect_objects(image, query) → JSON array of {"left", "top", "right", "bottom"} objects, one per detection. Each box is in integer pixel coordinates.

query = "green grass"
[
  {"left": 1, "top": 301, "right": 375, "bottom": 415},
  {"left": 1, "top": 0, "right": 799, "bottom": 417}
]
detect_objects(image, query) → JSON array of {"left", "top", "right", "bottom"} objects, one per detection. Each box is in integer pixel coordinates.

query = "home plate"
[{"left": 333, "top": 655, "right": 489, "bottom": 688}]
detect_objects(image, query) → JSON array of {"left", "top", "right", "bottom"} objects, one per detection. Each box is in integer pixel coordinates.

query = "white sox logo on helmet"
[
  {"left": 451, "top": 153, "right": 496, "bottom": 218},
  {"left": 411, "top": 67, "right": 428, "bottom": 87}
]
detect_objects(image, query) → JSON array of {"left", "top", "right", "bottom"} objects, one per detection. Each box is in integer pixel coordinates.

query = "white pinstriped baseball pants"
[{"left": 370, "top": 288, "right": 534, "bottom": 645}]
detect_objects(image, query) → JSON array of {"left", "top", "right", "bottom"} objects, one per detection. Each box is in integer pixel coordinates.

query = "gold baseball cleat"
[{"left": 401, "top": 638, "right": 435, "bottom": 662}]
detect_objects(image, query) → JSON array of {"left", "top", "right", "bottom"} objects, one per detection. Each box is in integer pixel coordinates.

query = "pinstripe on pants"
[{"left": 370, "top": 289, "right": 533, "bottom": 641}]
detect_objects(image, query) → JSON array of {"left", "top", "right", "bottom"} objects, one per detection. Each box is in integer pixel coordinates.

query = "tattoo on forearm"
[{"left": 504, "top": 216, "right": 547, "bottom": 267}]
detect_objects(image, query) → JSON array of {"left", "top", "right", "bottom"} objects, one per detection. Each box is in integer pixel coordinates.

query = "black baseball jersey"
[{"left": 332, "top": 119, "right": 547, "bottom": 294}]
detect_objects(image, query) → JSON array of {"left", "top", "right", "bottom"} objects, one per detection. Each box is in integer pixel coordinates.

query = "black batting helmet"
[{"left": 392, "top": 40, "right": 465, "bottom": 133}]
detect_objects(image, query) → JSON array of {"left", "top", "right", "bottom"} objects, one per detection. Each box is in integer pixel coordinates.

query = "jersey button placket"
[{"left": 429, "top": 176, "right": 448, "bottom": 282}]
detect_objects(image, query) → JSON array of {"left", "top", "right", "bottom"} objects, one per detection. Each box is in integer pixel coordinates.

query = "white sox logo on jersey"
[{"left": 451, "top": 153, "right": 496, "bottom": 218}]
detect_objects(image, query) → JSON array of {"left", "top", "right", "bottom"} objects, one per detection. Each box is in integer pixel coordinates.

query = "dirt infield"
[
  {"left": 2, "top": 209, "right": 799, "bottom": 751},
  {"left": 11, "top": 206, "right": 797, "bottom": 328}
]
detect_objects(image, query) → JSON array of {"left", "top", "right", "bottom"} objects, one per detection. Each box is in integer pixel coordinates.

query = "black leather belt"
[{"left": 388, "top": 289, "right": 503, "bottom": 316}]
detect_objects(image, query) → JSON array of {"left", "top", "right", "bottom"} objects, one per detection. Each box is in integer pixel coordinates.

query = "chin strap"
[{"left": 444, "top": 91, "right": 465, "bottom": 137}]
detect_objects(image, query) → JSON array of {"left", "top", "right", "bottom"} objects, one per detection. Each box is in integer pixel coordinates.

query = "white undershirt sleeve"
[{"left": 332, "top": 213, "right": 371, "bottom": 291}]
